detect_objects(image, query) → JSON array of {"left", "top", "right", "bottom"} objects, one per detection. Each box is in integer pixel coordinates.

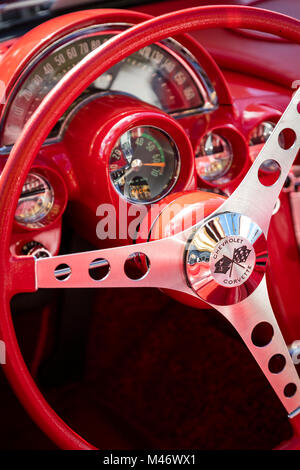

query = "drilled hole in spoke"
[
  {"left": 124, "top": 252, "right": 150, "bottom": 280},
  {"left": 268, "top": 354, "right": 286, "bottom": 374},
  {"left": 258, "top": 159, "right": 281, "bottom": 186},
  {"left": 284, "top": 383, "right": 297, "bottom": 398},
  {"left": 278, "top": 128, "right": 296, "bottom": 149},
  {"left": 89, "top": 258, "right": 110, "bottom": 281},
  {"left": 54, "top": 263, "right": 71, "bottom": 281},
  {"left": 251, "top": 322, "right": 274, "bottom": 347}
]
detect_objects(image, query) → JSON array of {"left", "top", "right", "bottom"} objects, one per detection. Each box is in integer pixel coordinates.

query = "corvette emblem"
[
  {"left": 185, "top": 213, "right": 266, "bottom": 304},
  {"left": 210, "top": 237, "right": 256, "bottom": 288},
  {"left": 214, "top": 245, "right": 252, "bottom": 276}
]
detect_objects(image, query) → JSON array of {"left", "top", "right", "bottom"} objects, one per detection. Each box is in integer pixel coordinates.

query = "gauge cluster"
[
  {"left": 0, "top": 11, "right": 291, "bottom": 256},
  {"left": 193, "top": 116, "right": 285, "bottom": 190},
  {"left": 0, "top": 15, "right": 219, "bottom": 255}
]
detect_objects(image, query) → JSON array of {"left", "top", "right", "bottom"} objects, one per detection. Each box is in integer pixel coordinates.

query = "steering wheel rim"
[{"left": 1, "top": 5, "right": 300, "bottom": 450}]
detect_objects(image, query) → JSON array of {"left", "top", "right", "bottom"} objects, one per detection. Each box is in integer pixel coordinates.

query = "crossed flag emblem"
[{"left": 214, "top": 245, "right": 252, "bottom": 278}]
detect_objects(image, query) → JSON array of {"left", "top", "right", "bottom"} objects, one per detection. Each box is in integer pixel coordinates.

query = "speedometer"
[{"left": 0, "top": 25, "right": 216, "bottom": 147}]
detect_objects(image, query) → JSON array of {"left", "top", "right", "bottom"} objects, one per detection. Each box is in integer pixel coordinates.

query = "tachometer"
[{"left": 109, "top": 126, "right": 180, "bottom": 203}]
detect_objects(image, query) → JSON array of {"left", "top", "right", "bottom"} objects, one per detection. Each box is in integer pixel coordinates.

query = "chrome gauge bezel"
[
  {"left": 109, "top": 125, "right": 181, "bottom": 205},
  {"left": 15, "top": 172, "right": 55, "bottom": 227},
  {"left": 14, "top": 166, "right": 68, "bottom": 231},
  {"left": 195, "top": 132, "right": 234, "bottom": 182},
  {"left": 248, "top": 119, "right": 279, "bottom": 162},
  {"left": 195, "top": 126, "right": 248, "bottom": 188}
]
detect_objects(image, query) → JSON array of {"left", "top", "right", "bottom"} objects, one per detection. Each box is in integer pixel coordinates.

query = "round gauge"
[
  {"left": 1, "top": 28, "right": 209, "bottom": 147},
  {"left": 195, "top": 133, "right": 233, "bottom": 182},
  {"left": 15, "top": 172, "right": 54, "bottom": 227},
  {"left": 249, "top": 121, "right": 276, "bottom": 161},
  {"left": 249, "top": 120, "right": 285, "bottom": 177},
  {"left": 109, "top": 126, "right": 180, "bottom": 203}
]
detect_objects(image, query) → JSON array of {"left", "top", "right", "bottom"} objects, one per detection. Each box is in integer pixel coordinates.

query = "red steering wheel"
[{"left": 1, "top": 5, "right": 300, "bottom": 450}]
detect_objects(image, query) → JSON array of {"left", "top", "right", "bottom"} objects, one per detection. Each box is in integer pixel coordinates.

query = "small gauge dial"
[
  {"left": 15, "top": 172, "right": 54, "bottom": 227},
  {"left": 249, "top": 121, "right": 276, "bottom": 161},
  {"left": 109, "top": 126, "right": 180, "bottom": 203},
  {"left": 195, "top": 133, "right": 233, "bottom": 182},
  {"left": 249, "top": 121, "right": 285, "bottom": 177}
]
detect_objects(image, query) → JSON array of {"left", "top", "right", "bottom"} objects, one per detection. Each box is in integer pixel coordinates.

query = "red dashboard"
[
  {"left": 0, "top": 6, "right": 297, "bottom": 314},
  {"left": 1, "top": 1, "right": 300, "bottom": 452}
]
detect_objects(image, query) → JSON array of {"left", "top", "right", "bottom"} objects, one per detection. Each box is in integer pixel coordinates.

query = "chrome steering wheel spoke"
[
  {"left": 216, "top": 88, "right": 300, "bottom": 235},
  {"left": 35, "top": 88, "right": 300, "bottom": 422},
  {"left": 36, "top": 236, "right": 197, "bottom": 297},
  {"left": 185, "top": 87, "right": 300, "bottom": 418},
  {"left": 216, "top": 277, "right": 300, "bottom": 417}
]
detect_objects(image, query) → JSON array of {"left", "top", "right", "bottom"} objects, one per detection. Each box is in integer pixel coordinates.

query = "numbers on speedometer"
[{"left": 1, "top": 27, "right": 212, "bottom": 147}]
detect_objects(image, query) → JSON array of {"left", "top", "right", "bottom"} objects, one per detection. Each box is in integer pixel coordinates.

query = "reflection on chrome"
[{"left": 185, "top": 212, "right": 268, "bottom": 306}]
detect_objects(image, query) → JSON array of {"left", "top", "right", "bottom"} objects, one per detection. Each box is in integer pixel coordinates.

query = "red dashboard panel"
[
  {"left": 0, "top": 5, "right": 297, "bottom": 324},
  {"left": 0, "top": 3, "right": 300, "bottom": 451},
  {"left": 135, "top": 0, "right": 300, "bottom": 89},
  {"left": 0, "top": 8, "right": 233, "bottom": 252}
]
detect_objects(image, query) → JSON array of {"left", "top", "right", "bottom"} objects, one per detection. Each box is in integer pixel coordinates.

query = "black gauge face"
[
  {"left": 1, "top": 29, "right": 206, "bottom": 147},
  {"left": 109, "top": 126, "right": 180, "bottom": 203}
]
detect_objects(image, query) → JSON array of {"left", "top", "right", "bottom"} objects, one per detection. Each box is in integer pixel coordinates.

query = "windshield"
[{"left": 0, "top": 0, "right": 148, "bottom": 38}]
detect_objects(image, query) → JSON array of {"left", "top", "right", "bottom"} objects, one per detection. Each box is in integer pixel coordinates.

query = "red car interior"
[{"left": 1, "top": 0, "right": 300, "bottom": 450}]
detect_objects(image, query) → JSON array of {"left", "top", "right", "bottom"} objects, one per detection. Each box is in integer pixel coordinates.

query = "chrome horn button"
[{"left": 185, "top": 212, "right": 268, "bottom": 305}]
